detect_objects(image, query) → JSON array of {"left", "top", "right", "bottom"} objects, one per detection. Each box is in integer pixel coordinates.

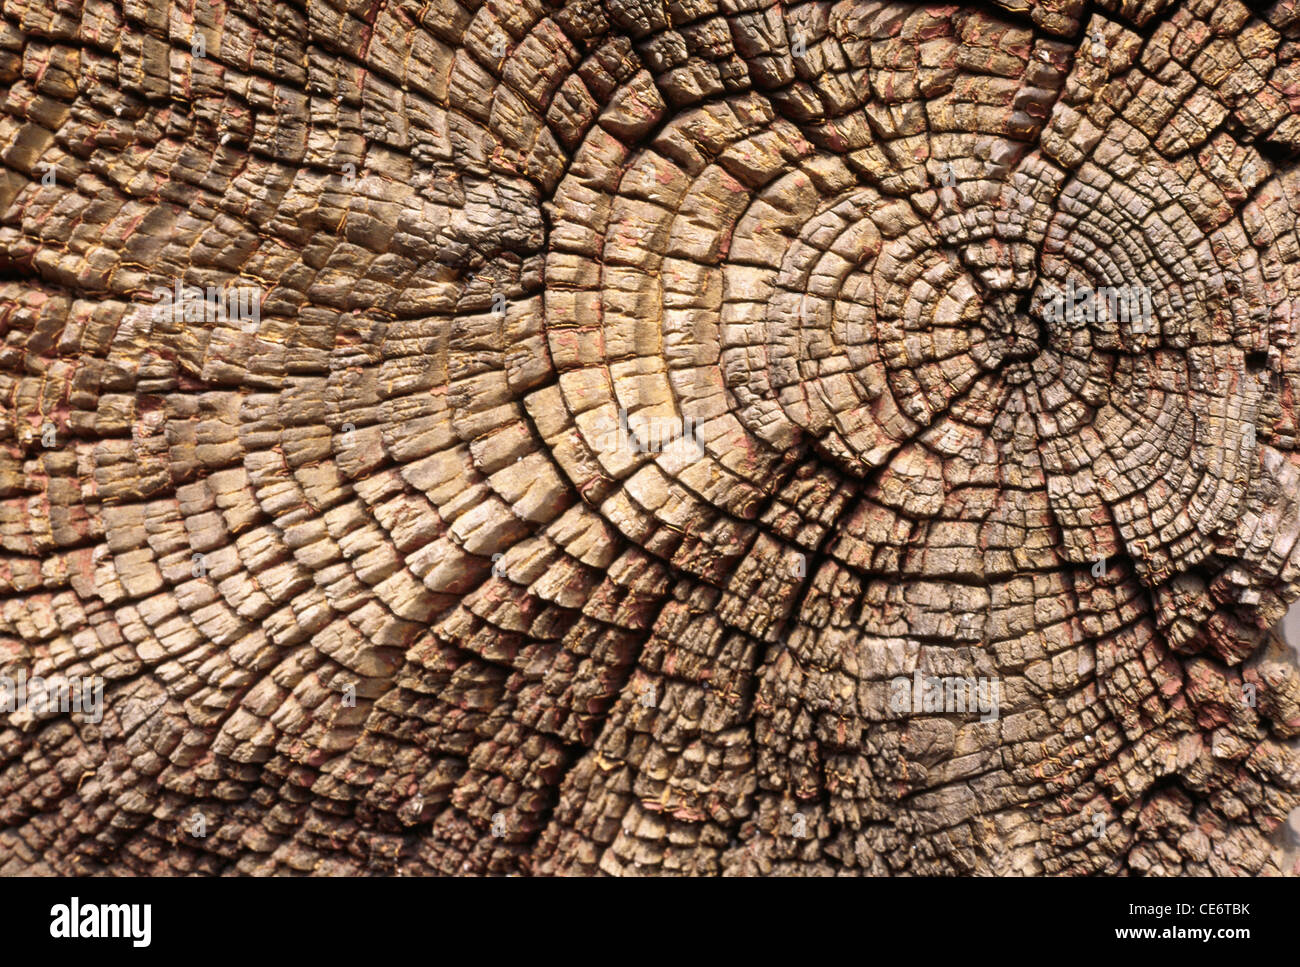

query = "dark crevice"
[
  {"left": 0, "top": 255, "right": 43, "bottom": 286},
  {"left": 1254, "top": 137, "right": 1298, "bottom": 165}
]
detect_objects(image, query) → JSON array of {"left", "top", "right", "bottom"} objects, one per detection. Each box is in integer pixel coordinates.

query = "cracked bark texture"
[{"left": 4, "top": 0, "right": 1300, "bottom": 877}]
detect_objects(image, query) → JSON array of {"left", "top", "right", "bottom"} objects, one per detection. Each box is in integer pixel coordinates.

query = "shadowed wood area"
[{"left": 3, "top": 0, "right": 1300, "bottom": 876}]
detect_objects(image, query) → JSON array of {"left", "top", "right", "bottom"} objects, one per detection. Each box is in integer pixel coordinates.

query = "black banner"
[{"left": 0, "top": 875, "right": 1281, "bottom": 956}]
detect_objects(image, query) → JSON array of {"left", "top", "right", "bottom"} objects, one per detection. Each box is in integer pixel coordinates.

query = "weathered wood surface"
[{"left": 3, "top": 0, "right": 1300, "bottom": 876}]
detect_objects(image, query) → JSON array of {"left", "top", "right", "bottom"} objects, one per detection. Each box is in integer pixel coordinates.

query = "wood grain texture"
[{"left": 3, "top": 0, "right": 1300, "bottom": 876}]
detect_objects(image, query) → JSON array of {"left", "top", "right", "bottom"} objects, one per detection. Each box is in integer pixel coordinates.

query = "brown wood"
[{"left": 2, "top": 0, "right": 1300, "bottom": 875}]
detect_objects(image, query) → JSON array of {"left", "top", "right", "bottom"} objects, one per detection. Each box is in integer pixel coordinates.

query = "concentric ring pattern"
[{"left": 3, "top": 0, "right": 1300, "bottom": 875}]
